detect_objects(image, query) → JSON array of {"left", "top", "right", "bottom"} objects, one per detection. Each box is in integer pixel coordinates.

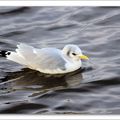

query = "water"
[{"left": 0, "top": 7, "right": 120, "bottom": 114}]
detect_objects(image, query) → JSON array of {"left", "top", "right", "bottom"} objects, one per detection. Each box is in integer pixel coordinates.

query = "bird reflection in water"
[{"left": 0, "top": 68, "right": 84, "bottom": 97}]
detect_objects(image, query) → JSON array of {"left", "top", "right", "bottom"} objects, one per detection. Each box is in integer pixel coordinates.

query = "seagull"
[{"left": 0, "top": 43, "right": 89, "bottom": 74}]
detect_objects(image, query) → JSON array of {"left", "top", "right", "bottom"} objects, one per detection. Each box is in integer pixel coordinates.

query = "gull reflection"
[{"left": 0, "top": 68, "right": 83, "bottom": 96}]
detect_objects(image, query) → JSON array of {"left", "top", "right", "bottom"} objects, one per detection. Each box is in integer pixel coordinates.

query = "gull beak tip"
[{"left": 80, "top": 55, "right": 89, "bottom": 60}]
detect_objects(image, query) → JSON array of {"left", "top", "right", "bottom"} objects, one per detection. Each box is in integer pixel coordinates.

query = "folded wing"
[{"left": 7, "top": 43, "right": 67, "bottom": 72}]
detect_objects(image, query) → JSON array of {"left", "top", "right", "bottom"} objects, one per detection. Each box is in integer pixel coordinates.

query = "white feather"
[
  {"left": 7, "top": 43, "right": 36, "bottom": 68},
  {"left": 7, "top": 51, "right": 27, "bottom": 65},
  {"left": 6, "top": 43, "right": 84, "bottom": 74}
]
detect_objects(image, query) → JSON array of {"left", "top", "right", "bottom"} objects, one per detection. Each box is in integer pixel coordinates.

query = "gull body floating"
[{"left": 0, "top": 43, "right": 89, "bottom": 74}]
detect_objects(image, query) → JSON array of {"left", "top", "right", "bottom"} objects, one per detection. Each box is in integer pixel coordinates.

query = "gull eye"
[{"left": 72, "top": 53, "right": 76, "bottom": 56}]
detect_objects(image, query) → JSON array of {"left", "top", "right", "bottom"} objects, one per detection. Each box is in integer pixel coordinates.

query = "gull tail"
[
  {"left": 0, "top": 50, "right": 11, "bottom": 57},
  {"left": 3, "top": 43, "right": 36, "bottom": 68},
  {"left": 6, "top": 51, "right": 28, "bottom": 65},
  {"left": 0, "top": 49, "right": 27, "bottom": 65}
]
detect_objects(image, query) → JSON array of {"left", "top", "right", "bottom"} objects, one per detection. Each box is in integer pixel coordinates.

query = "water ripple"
[{"left": 0, "top": 7, "right": 120, "bottom": 114}]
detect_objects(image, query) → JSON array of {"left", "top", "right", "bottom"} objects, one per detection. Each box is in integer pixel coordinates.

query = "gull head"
[{"left": 62, "top": 44, "right": 89, "bottom": 61}]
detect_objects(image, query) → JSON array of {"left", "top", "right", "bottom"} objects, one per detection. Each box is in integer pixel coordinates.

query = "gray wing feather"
[
  {"left": 33, "top": 48, "right": 66, "bottom": 70},
  {"left": 8, "top": 43, "right": 66, "bottom": 71},
  {"left": 16, "top": 43, "right": 35, "bottom": 60}
]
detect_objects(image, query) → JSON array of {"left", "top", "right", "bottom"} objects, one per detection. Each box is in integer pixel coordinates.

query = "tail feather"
[
  {"left": 7, "top": 51, "right": 27, "bottom": 65},
  {"left": 0, "top": 50, "right": 11, "bottom": 57},
  {"left": 1, "top": 43, "right": 36, "bottom": 68},
  {"left": 16, "top": 43, "right": 35, "bottom": 61}
]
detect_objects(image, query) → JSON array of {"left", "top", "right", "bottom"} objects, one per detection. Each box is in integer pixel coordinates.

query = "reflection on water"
[
  {"left": 0, "top": 68, "right": 83, "bottom": 93},
  {"left": 0, "top": 7, "right": 120, "bottom": 114},
  {"left": 0, "top": 68, "right": 84, "bottom": 114}
]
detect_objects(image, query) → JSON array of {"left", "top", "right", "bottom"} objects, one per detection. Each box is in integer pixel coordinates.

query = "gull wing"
[{"left": 7, "top": 43, "right": 67, "bottom": 71}]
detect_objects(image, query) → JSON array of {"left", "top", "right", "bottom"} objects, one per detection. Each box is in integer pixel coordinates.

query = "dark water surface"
[{"left": 0, "top": 7, "right": 120, "bottom": 114}]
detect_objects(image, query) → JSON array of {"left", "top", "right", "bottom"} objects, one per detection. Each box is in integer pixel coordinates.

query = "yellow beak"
[{"left": 80, "top": 54, "right": 89, "bottom": 60}]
